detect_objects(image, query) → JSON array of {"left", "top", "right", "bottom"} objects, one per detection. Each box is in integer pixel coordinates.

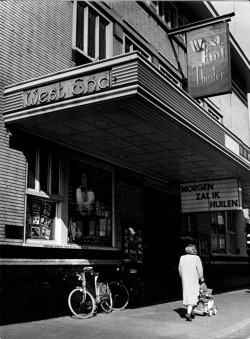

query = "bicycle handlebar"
[
  {"left": 76, "top": 267, "right": 97, "bottom": 279},
  {"left": 83, "top": 266, "right": 93, "bottom": 271}
]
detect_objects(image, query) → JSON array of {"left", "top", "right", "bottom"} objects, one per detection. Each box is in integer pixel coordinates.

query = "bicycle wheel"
[
  {"left": 68, "top": 288, "right": 95, "bottom": 319},
  {"left": 128, "top": 277, "right": 144, "bottom": 308},
  {"left": 109, "top": 282, "right": 129, "bottom": 311},
  {"left": 100, "top": 287, "right": 113, "bottom": 313}
]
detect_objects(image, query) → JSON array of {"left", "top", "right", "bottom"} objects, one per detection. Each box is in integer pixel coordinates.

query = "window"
[
  {"left": 207, "top": 107, "right": 222, "bottom": 123},
  {"left": 201, "top": 100, "right": 223, "bottom": 123},
  {"left": 227, "top": 212, "right": 237, "bottom": 254},
  {"left": 177, "top": 14, "right": 188, "bottom": 44},
  {"left": 159, "top": 2, "right": 178, "bottom": 28},
  {"left": 211, "top": 212, "right": 237, "bottom": 254},
  {"left": 124, "top": 36, "right": 151, "bottom": 60},
  {"left": 232, "top": 79, "right": 248, "bottom": 105},
  {"left": 150, "top": 1, "right": 158, "bottom": 13},
  {"left": 74, "top": 2, "right": 111, "bottom": 62},
  {"left": 68, "top": 159, "right": 113, "bottom": 247},
  {"left": 239, "top": 145, "right": 244, "bottom": 157},
  {"left": 27, "top": 147, "right": 60, "bottom": 195},
  {"left": 25, "top": 146, "right": 61, "bottom": 242},
  {"left": 159, "top": 65, "right": 181, "bottom": 87},
  {"left": 239, "top": 145, "right": 250, "bottom": 162},
  {"left": 158, "top": 2, "right": 188, "bottom": 44}
]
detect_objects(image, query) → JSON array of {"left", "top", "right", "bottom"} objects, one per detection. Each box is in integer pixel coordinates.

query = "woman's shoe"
[{"left": 185, "top": 313, "right": 192, "bottom": 321}]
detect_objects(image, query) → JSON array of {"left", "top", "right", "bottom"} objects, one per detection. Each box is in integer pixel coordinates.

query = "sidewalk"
[{"left": 1, "top": 289, "right": 250, "bottom": 339}]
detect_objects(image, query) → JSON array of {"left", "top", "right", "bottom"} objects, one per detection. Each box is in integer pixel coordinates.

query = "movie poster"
[{"left": 26, "top": 198, "right": 54, "bottom": 240}]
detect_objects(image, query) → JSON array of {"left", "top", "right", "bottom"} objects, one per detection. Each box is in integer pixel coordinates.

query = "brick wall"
[
  {"left": 1, "top": 0, "right": 74, "bottom": 84},
  {"left": 0, "top": 1, "right": 75, "bottom": 241},
  {"left": 115, "top": 171, "right": 144, "bottom": 249},
  {"left": 113, "top": 36, "right": 123, "bottom": 56},
  {"left": 112, "top": 1, "right": 186, "bottom": 73}
]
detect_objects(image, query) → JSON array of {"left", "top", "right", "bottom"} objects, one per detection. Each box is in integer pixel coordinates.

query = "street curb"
[{"left": 216, "top": 318, "right": 250, "bottom": 338}]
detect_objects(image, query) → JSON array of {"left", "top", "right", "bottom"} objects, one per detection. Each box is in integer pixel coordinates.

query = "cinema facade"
[{"left": 0, "top": 1, "right": 250, "bottom": 318}]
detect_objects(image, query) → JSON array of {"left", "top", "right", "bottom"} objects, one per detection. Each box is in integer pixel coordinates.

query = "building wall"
[
  {"left": 111, "top": 0, "right": 248, "bottom": 147},
  {"left": 112, "top": 0, "right": 186, "bottom": 73},
  {"left": 1, "top": 1, "right": 249, "bottom": 245},
  {"left": 0, "top": 1, "right": 75, "bottom": 242},
  {"left": 0, "top": 1, "right": 249, "bottom": 323},
  {"left": 1, "top": 0, "right": 74, "bottom": 83},
  {"left": 0, "top": 1, "right": 249, "bottom": 254},
  {"left": 211, "top": 93, "right": 250, "bottom": 146}
]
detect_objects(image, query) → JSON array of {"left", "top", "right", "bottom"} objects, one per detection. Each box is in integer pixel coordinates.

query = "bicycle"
[
  {"left": 68, "top": 266, "right": 113, "bottom": 319},
  {"left": 108, "top": 260, "right": 144, "bottom": 311}
]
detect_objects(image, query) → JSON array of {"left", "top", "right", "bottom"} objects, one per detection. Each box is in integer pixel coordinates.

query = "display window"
[
  {"left": 68, "top": 159, "right": 113, "bottom": 246},
  {"left": 25, "top": 145, "right": 61, "bottom": 243},
  {"left": 211, "top": 211, "right": 237, "bottom": 254}
]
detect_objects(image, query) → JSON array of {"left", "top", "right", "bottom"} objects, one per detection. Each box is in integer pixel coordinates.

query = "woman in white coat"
[{"left": 178, "top": 244, "right": 204, "bottom": 321}]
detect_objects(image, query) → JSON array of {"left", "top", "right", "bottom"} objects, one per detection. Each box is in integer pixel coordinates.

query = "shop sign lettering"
[
  {"left": 24, "top": 71, "right": 110, "bottom": 108},
  {"left": 180, "top": 178, "right": 242, "bottom": 213},
  {"left": 187, "top": 22, "right": 231, "bottom": 98}
]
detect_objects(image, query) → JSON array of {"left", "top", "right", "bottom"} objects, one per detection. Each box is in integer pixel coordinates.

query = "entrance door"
[{"left": 143, "top": 187, "right": 182, "bottom": 301}]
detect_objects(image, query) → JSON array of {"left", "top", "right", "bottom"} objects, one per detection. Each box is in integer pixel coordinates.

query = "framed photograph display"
[{"left": 26, "top": 196, "right": 55, "bottom": 240}]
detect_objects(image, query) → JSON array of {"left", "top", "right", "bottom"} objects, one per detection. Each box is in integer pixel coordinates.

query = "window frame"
[
  {"left": 149, "top": 1, "right": 159, "bottom": 13},
  {"left": 25, "top": 146, "right": 63, "bottom": 246},
  {"left": 158, "top": 1, "right": 188, "bottom": 45},
  {"left": 203, "top": 100, "right": 223, "bottom": 123},
  {"left": 72, "top": 1, "right": 113, "bottom": 62},
  {"left": 211, "top": 211, "right": 237, "bottom": 255},
  {"left": 123, "top": 35, "right": 151, "bottom": 61},
  {"left": 158, "top": 1, "right": 178, "bottom": 29},
  {"left": 26, "top": 147, "right": 62, "bottom": 199},
  {"left": 197, "top": 99, "right": 223, "bottom": 123},
  {"left": 159, "top": 64, "right": 181, "bottom": 87}
]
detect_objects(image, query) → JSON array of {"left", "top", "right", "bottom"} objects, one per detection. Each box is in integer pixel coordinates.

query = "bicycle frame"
[
  {"left": 113, "top": 260, "right": 144, "bottom": 308},
  {"left": 76, "top": 268, "right": 96, "bottom": 299},
  {"left": 68, "top": 266, "right": 113, "bottom": 319},
  {"left": 117, "top": 261, "right": 140, "bottom": 284},
  {"left": 77, "top": 267, "right": 111, "bottom": 305},
  {"left": 76, "top": 272, "right": 89, "bottom": 298}
]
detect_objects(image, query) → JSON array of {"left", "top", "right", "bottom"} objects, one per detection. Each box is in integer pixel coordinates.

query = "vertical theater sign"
[
  {"left": 168, "top": 13, "right": 234, "bottom": 99},
  {"left": 187, "top": 22, "right": 231, "bottom": 98}
]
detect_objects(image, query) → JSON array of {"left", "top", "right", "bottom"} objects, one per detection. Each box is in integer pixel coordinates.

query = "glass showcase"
[{"left": 68, "top": 159, "right": 113, "bottom": 246}]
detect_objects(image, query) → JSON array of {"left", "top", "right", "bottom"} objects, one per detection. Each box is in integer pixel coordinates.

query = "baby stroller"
[{"left": 193, "top": 282, "right": 218, "bottom": 316}]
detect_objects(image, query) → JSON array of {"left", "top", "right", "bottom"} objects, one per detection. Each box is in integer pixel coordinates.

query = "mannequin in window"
[{"left": 76, "top": 172, "right": 95, "bottom": 237}]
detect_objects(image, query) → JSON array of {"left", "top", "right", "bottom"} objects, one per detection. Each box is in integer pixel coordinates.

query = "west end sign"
[
  {"left": 187, "top": 22, "right": 231, "bottom": 98},
  {"left": 180, "top": 178, "right": 242, "bottom": 213},
  {"left": 23, "top": 71, "right": 110, "bottom": 108}
]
